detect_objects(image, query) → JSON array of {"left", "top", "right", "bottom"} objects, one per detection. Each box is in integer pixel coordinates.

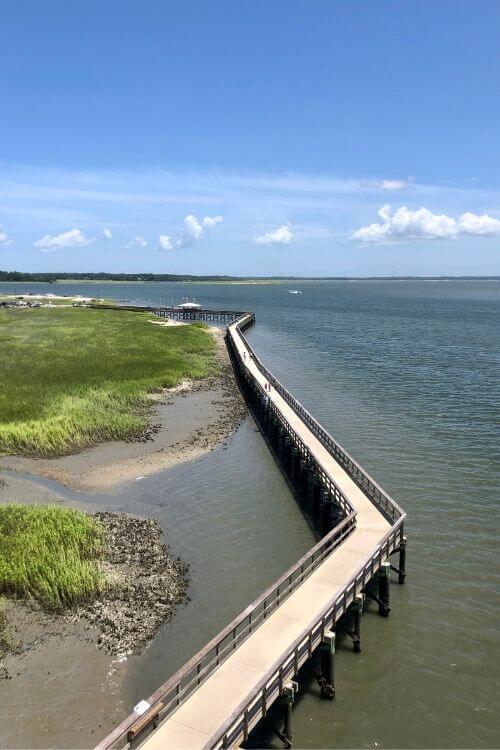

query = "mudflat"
[
  {"left": 0, "top": 323, "right": 247, "bottom": 749},
  {"left": 1, "top": 328, "right": 246, "bottom": 492}
]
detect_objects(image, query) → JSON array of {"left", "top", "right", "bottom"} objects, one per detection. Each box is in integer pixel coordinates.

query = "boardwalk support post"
[
  {"left": 321, "top": 498, "right": 333, "bottom": 536},
  {"left": 398, "top": 535, "right": 407, "bottom": 584},
  {"left": 346, "top": 595, "right": 363, "bottom": 652},
  {"left": 276, "top": 681, "right": 297, "bottom": 748},
  {"left": 312, "top": 478, "right": 322, "bottom": 515},
  {"left": 319, "top": 630, "right": 336, "bottom": 699},
  {"left": 378, "top": 561, "right": 391, "bottom": 617}
]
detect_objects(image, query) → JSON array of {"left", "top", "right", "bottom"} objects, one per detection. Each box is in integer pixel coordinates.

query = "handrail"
[
  {"left": 96, "top": 309, "right": 406, "bottom": 750},
  {"left": 230, "top": 313, "right": 404, "bottom": 524},
  {"left": 96, "top": 514, "right": 356, "bottom": 750},
  {"left": 205, "top": 516, "right": 405, "bottom": 750}
]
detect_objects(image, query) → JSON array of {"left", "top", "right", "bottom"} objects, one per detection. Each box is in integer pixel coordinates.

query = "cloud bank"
[
  {"left": 352, "top": 205, "right": 500, "bottom": 244},
  {"left": 34, "top": 227, "right": 94, "bottom": 252},
  {"left": 254, "top": 224, "right": 293, "bottom": 246}
]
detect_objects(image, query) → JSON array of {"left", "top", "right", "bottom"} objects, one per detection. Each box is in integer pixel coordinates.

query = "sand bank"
[{"left": 0, "top": 328, "right": 246, "bottom": 493}]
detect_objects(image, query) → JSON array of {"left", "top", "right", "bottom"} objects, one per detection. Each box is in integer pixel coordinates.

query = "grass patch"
[
  {"left": 0, "top": 504, "right": 105, "bottom": 611},
  {"left": 0, "top": 307, "right": 217, "bottom": 456}
]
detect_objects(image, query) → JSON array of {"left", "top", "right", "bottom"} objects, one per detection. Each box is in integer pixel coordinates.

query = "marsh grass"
[
  {"left": 0, "top": 307, "right": 217, "bottom": 456},
  {"left": 0, "top": 504, "right": 105, "bottom": 611}
]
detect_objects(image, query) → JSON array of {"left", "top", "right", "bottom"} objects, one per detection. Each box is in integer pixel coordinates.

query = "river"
[{"left": 1, "top": 279, "right": 498, "bottom": 749}]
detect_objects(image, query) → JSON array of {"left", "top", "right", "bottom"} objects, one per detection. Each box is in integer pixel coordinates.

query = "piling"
[
  {"left": 289, "top": 446, "right": 298, "bottom": 479},
  {"left": 281, "top": 682, "right": 296, "bottom": 747},
  {"left": 321, "top": 498, "right": 333, "bottom": 536},
  {"left": 277, "top": 428, "right": 286, "bottom": 458},
  {"left": 312, "top": 478, "right": 322, "bottom": 515},
  {"left": 319, "top": 630, "right": 336, "bottom": 699},
  {"left": 298, "top": 458, "right": 308, "bottom": 488},
  {"left": 398, "top": 535, "right": 407, "bottom": 584},
  {"left": 292, "top": 450, "right": 302, "bottom": 481},
  {"left": 378, "top": 561, "right": 390, "bottom": 617},
  {"left": 352, "top": 595, "right": 363, "bottom": 652}
]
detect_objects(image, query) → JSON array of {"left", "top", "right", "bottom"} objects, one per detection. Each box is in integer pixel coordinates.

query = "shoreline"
[
  {"left": 0, "top": 325, "right": 247, "bottom": 748},
  {"left": 0, "top": 327, "right": 246, "bottom": 494},
  {"left": 0, "top": 507, "right": 191, "bottom": 749}
]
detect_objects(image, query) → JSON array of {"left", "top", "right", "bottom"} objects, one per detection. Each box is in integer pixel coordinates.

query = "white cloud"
[
  {"left": 181, "top": 214, "right": 203, "bottom": 245},
  {"left": 202, "top": 215, "right": 223, "bottom": 229},
  {"left": 34, "top": 227, "right": 94, "bottom": 252},
  {"left": 158, "top": 235, "right": 174, "bottom": 250},
  {"left": 123, "top": 236, "right": 148, "bottom": 248},
  {"left": 457, "top": 211, "right": 500, "bottom": 235},
  {"left": 254, "top": 224, "right": 293, "bottom": 246},
  {"left": 0, "top": 226, "right": 12, "bottom": 246},
  {"left": 159, "top": 214, "right": 223, "bottom": 250},
  {"left": 352, "top": 205, "right": 500, "bottom": 244},
  {"left": 102, "top": 226, "right": 112, "bottom": 239},
  {"left": 380, "top": 179, "right": 408, "bottom": 191}
]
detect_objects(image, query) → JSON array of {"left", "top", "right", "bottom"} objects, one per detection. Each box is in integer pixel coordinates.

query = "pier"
[
  {"left": 96, "top": 309, "right": 407, "bottom": 750},
  {"left": 92, "top": 303, "right": 247, "bottom": 325}
]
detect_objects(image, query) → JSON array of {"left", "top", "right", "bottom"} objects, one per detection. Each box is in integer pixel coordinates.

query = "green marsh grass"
[
  {"left": 0, "top": 504, "right": 105, "bottom": 611},
  {"left": 0, "top": 307, "right": 217, "bottom": 456}
]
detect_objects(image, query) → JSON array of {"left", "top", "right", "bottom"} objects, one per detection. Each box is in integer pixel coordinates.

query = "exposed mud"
[
  {"left": 78, "top": 512, "right": 189, "bottom": 656},
  {"left": 0, "top": 511, "right": 189, "bottom": 681},
  {"left": 0, "top": 326, "right": 248, "bottom": 748},
  {"left": 0, "top": 328, "right": 247, "bottom": 492}
]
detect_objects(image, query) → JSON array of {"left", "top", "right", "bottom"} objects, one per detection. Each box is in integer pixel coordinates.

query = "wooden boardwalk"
[{"left": 97, "top": 310, "right": 406, "bottom": 750}]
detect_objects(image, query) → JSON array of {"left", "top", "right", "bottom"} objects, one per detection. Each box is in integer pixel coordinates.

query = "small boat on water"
[
  {"left": 176, "top": 296, "right": 202, "bottom": 309},
  {"left": 288, "top": 289, "right": 302, "bottom": 294}
]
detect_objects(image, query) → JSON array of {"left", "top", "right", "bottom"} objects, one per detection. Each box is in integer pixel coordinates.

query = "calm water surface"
[{"left": 2, "top": 279, "right": 499, "bottom": 748}]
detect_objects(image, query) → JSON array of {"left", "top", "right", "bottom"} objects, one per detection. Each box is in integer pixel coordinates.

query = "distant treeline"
[
  {"left": 0, "top": 271, "right": 243, "bottom": 282},
  {"left": 0, "top": 271, "right": 498, "bottom": 282}
]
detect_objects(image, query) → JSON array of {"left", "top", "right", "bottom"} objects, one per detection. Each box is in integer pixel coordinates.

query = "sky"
[{"left": 1, "top": 0, "right": 499, "bottom": 276}]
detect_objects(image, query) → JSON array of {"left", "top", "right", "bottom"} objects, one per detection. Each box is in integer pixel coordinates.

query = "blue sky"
[{"left": 1, "top": 0, "right": 499, "bottom": 275}]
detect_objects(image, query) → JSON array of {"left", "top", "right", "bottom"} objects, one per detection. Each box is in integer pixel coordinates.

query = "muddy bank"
[
  {"left": 79, "top": 512, "right": 189, "bottom": 655},
  {"left": 0, "top": 602, "right": 127, "bottom": 749},
  {"left": 0, "top": 510, "right": 189, "bottom": 748},
  {"left": 1, "top": 328, "right": 247, "bottom": 493},
  {"left": 1, "top": 511, "right": 189, "bottom": 675},
  {"left": 0, "top": 327, "right": 247, "bottom": 748}
]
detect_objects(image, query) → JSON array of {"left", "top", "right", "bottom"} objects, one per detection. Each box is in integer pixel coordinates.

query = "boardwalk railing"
[
  {"left": 231, "top": 314, "right": 404, "bottom": 525},
  {"left": 96, "top": 513, "right": 356, "bottom": 750},
  {"left": 96, "top": 308, "right": 406, "bottom": 750}
]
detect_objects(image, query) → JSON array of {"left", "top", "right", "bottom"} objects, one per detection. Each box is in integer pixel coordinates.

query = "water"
[{"left": 1, "top": 279, "right": 499, "bottom": 748}]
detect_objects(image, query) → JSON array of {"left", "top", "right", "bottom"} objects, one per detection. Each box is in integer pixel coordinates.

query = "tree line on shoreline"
[{"left": 0, "top": 271, "right": 497, "bottom": 283}]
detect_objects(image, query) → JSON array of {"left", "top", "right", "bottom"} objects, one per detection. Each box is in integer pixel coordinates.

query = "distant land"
[{"left": 0, "top": 272, "right": 499, "bottom": 283}]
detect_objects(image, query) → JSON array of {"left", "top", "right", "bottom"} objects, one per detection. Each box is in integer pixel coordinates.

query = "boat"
[
  {"left": 176, "top": 296, "right": 202, "bottom": 309},
  {"left": 288, "top": 289, "right": 302, "bottom": 294}
]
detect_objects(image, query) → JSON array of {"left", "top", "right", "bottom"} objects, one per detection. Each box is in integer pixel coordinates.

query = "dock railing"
[{"left": 232, "top": 314, "right": 404, "bottom": 525}]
